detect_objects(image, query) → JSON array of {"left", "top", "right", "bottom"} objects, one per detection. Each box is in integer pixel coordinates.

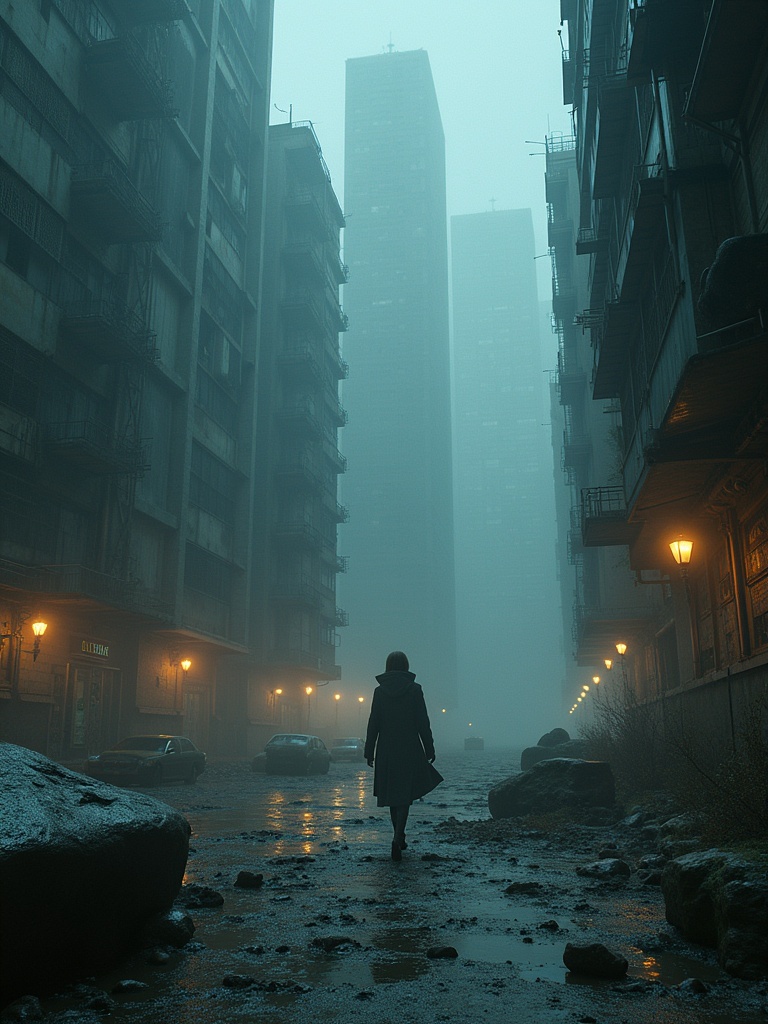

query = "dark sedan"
[
  {"left": 263, "top": 733, "right": 331, "bottom": 775},
  {"left": 85, "top": 735, "right": 206, "bottom": 786},
  {"left": 330, "top": 737, "right": 365, "bottom": 762}
]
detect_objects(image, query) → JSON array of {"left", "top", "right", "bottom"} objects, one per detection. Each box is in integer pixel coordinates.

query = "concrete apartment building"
[
  {"left": 251, "top": 120, "right": 348, "bottom": 735},
  {"left": 556, "top": 0, "right": 768, "bottom": 747},
  {"left": 340, "top": 49, "right": 457, "bottom": 716},
  {"left": 545, "top": 134, "right": 663, "bottom": 717},
  {"left": 451, "top": 209, "right": 563, "bottom": 742},
  {"left": 0, "top": 0, "right": 347, "bottom": 761}
]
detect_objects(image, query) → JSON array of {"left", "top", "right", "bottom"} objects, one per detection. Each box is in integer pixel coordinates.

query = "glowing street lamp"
[
  {"left": 604, "top": 658, "right": 613, "bottom": 670},
  {"left": 615, "top": 642, "right": 627, "bottom": 656},
  {"left": 180, "top": 658, "right": 191, "bottom": 674},
  {"left": 31, "top": 620, "right": 48, "bottom": 662},
  {"left": 334, "top": 692, "right": 341, "bottom": 728},
  {"left": 669, "top": 536, "right": 694, "bottom": 567}
]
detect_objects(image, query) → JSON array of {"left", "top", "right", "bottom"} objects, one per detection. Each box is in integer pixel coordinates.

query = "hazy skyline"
[{"left": 270, "top": 1, "right": 570, "bottom": 294}]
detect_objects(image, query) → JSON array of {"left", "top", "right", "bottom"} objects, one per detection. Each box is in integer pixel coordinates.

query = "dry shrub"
[{"left": 579, "top": 685, "right": 768, "bottom": 846}]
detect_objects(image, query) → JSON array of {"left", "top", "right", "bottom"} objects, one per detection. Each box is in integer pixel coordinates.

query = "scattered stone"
[
  {"left": 111, "top": 980, "right": 148, "bottom": 993},
  {"left": 222, "top": 974, "right": 255, "bottom": 989},
  {"left": 489, "top": 758, "right": 615, "bottom": 819},
  {"left": 520, "top": 739, "right": 590, "bottom": 771},
  {"left": 578, "top": 1017, "right": 597, "bottom": 1023},
  {"left": 82, "top": 992, "right": 115, "bottom": 1012},
  {"left": 504, "top": 881, "right": 543, "bottom": 896},
  {"left": 522, "top": 936, "right": 534, "bottom": 944},
  {"left": 141, "top": 910, "right": 195, "bottom": 949},
  {"left": 145, "top": 948, "right": 170, "bottom": 965},
  {"left": 241, "top": 944, "right": 265, "bottom": 955},
  {"left": 275, "top": 944, "right": 291, "bottom": 953},
  {"left": 576, "top": 858, "right": 631, "bottom": 879},
  {"left": 677, "top": 978, "right": 708, "bottom": 995},
  {"left": 355, "top": 990, "right": 374, "bottom": 1000},
  {"left": 538, "top": 920, "right": 560, "bottom": 931},
  {"left": 537, "top": 727, "right": 571, "bottom": 747},
  {"left": 563, "top": 941, "right": 628, "bottom": 979},
  {"left": 426, "top": 946, "right": 459, "bottom": 959},
  {"left": 421, "top": 852, "right": 445, "bottom": 861},
  {"left": 234, "top": 871, "right": 264, "bottom": 889},
  {"left": 311, "top": 936, "right": 362, "bottom": 952},
  {"left": 176, "top": 883, "right": 224, "bottom": 909},
  {"left": 0, "top": 996, "right": 43, "bottom": 1020}
]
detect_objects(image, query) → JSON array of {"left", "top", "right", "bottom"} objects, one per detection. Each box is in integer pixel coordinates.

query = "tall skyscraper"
[
  {"left": 341, "top": 50, "right": 457, "bottom": 714},
  {"left": 451, "top": 210, "right": 562, "bottom": 745}
]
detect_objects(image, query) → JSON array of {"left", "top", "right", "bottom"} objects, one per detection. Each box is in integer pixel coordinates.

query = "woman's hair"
[{"left": 385, "top": 650, "right": 409, "bottom": 672}]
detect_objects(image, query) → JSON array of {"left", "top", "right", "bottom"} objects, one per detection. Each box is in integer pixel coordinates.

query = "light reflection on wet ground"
[{"left": 35, "top": 750, "right": 768, "bottom": 1023}]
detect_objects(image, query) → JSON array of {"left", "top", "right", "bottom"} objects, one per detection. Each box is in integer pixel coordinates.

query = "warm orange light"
[
  {"left": 275, "top": 688, "right": 283, "bottom": 696},
  {"left": 604, "top": 658, "right": 613, "bottom": 670},
  {"left": 305, "top": 686, "right": 313, "bottom": 696},
  {"left": 334, "top": 692, "right": 341, "bottom": 701},
  {"left": 358, "top": 696, "right": 364, "bottom": 704},
  {"left": 592, "top": 675, "right": 600, "bottom": 685},
  {"left": 669, "top": 537, "right": 694, "bottom": 565},
  {"left": 180, "top": 658, "right": 191, "bottom": 673},
  {"left": 577, "top": 696, "right": 583, "bottom": 702},
  {"left": 32, "top": 621, "right": 48, "bottom": 638},
  {"left": 616, "top": 642, "right": 627, "bottom": 656}
]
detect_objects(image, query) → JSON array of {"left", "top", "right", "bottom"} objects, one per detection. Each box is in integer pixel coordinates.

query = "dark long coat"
[{"left": 364, "top": 670, "right": 443, "bottom": 807}]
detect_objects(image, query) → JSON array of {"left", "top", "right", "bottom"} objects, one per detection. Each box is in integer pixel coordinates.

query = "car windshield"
[
  {"left": 114, "top": 737, "right": 169, "bottom": 752},
  {"left": 268, "top": 735, "right": 308, "bottom": 747},
  {"left": 334, "top": 738, "right": 360, "bottom": 746}
]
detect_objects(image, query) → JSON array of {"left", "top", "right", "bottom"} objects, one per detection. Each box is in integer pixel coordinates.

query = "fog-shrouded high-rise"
[
  {"left": 451, "top": 210, "right": 562, "bottom": 745},
  {"left": 341, "top": 50, "right": 457, "bottom": 717}
]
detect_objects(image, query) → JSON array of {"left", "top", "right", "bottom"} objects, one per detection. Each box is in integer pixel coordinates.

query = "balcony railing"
[
  {"left": 40, "top": 418, "right": 148, "bottom": 475},
  {"left": 581, "top": 485, "right": 638, "bottom": 546},
  {"left": 71, "top": 158, "right": 161, "bottom": 243},
  {"left": 60, "top": 296, "right": 157, "bottom": 362},
  {"left": 86, "top": 34, "right": 175, "bottom": 120}
]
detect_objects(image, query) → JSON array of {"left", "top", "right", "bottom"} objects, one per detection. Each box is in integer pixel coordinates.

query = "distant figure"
[{"left": 364, "top": 651, "right": 444, "bottom": 861}]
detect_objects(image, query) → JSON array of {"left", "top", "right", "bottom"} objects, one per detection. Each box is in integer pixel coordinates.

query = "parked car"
[
  {"left": 85, "top": 735, "right": 206, "bottom": 786},
  {"left": 330, "top": 737, "right": 365, "bottom": 762},
  {"left": 262, "top": 733, "right": 331, "bottom": 775}
]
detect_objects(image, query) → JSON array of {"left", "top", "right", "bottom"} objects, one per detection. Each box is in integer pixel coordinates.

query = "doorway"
[{"left": 64, "top": 664, "right": 121, "bottom": 757}]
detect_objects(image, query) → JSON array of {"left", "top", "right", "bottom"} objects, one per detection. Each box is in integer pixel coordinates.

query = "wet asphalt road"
[{"left": 35, "top": 749, "right": 767, "bottom": 1024}]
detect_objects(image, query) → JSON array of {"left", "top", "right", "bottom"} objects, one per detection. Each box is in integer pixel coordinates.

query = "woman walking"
[{"left": 364, "top": 651, "right": 443, "bottom": 860}]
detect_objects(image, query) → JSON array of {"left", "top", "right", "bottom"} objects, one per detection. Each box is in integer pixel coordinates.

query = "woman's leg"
[{"left": 393, "top": 804, "right": 410, "bottom": 846}]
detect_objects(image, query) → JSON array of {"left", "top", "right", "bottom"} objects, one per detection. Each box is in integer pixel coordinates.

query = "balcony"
[
  {"left": 572, "top": 599, "right": 659, "bottom": 665},
  {"left": 59, "top": 296, "right": 156, "bottom": 362},
  {"left": 562, "top": 431, "right": 592, "bottom": 470},
  {"left": 561, "top": 49, "right": 575, "bottom": 105},
  {"left": 273, "top": 519, "right": 323, "bottom": 548},
  {"left": 280, "top": 399, "right": 322, "bottom": 438},
  {"left": 576, "top": 225, "right": 608, "bottom": 255},
  {"left": 581, "top": 485, "right": 640, "bottom": 546},
  {"left": 323, "top": 438, "right": 347, "bottom": 474},
  {"left": 40, "top": 419, "right": 148, "bottom": 475},
  {"left": 285, "top": 188, "right": 338, "bottom": 241},
  {"left": 592, "top": 300, "right": 637, "bottom": 400},
  {"left": 615, "top": 164, "right": 666, "bottom": 302},
  {"left": 335, "top": 607, "right": 349, "bottom": 627},
  {"left": 278, "top": 341, "right": 324, "bottom": 385},
  {"left": 281, "top": 289, "right": 324, "bottom": 332},
  {"left": 328, "top": 303, "right": 350, "bottom": 333},
  {"left": 329, "top": 253, "right": 350, "bottom": 285},
  {"left": 86, "top": 35, "right": 175, "bottom": 120},
  {"left": 325, "top": 394, "right": 348, "bottom": 427},
  {"left": 592, "top": 68, "right": 632, "bottom": 200},
  {"left": 70, "top": 159, "right": 162, "bottom": 243},
  {"left": 271, "top": 575, "right": 322, "bottom": 608},
  {"left": 327, "top": 349, "right": 349, "bottom": 381},
  {"left": 275, "top": 452, "right": 324, "bottom": 491},
  {"left": 105, "top": 0, "right": 188, "bottom": 24},
  {"left": 282, "top": 241, "right": 325, "bottom": 284}
]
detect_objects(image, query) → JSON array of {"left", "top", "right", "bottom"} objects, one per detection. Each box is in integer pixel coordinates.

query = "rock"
[
  {"left": 489, "top": 759, "right": 615, "bottom": 819},
  {"left": 311, "top": 935, "right": 361, "bottom": 952},
  {"left": 111, "top": 980, "right": 149, "bottom": 993},
  {"left": 576, "top": 858, "right": 631, "bottom": 879},
  {"left": 520, "top": 739, "right": 589, "bottom": 771},
  {"left": 140, "top": 909, "right": 195, "bottom": 948},
  {"left": 504, "top": 881, "right": 543, "bottom": 896},
  {"left": 0, "top": 996, "right": 43, "bottom": 1020},
  {"left": 426, "top": 946, "right": 459, "bottom": 958},
  {"left": 234, "top": 871, "right": 264, "bottom": 889},
  {"left": 537, "top": 728, "right": 571, "bottom": 747},
  {"left": 176, "top": 883, "right": 224, "bottom": 908},
  {"left": 563, "top": 941, "right": 628, "bottom": 978},
  {"left": 662, "top": 849, "right": 768, "bottom": 979},
  {"left": 222, "top": 974, "right": 255, "bottom": 988},
  {"left": 677, "top": 978, "right": 708, "bottom": 995},
  {"left": 0, "top": 744, "right": 190, "bottom": 1006}
]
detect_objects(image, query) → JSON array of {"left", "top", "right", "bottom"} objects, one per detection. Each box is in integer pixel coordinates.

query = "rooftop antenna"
[
  {"left": 274, "top": 102, "right": 292, "bottom": 125},
  {"left": 489, "top": 197, "right": 497, "bottom": 212},
  {"left": 386, "top": 33, "right": 395, "bottom": 53}
]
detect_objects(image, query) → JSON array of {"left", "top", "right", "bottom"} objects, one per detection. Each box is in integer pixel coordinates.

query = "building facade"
[
  {"left": 0, "top": 0, "right": 323, "bottom": 762},
  {"left": 451, "top": 209, "right": 563, "bottom": 744},
  {"left": 250, "top": 120, "right": 347, "bottom": 740},
  {"left": 340, "top": 49, "right": 457, "bottom": 715},
  {"left": 557, "top": 0, "right": 768, "bottom": 746}
]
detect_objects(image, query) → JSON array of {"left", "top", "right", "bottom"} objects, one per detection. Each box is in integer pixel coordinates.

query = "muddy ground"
[{"left": 21, "top": 750, "right": 768, "bottom": 1024}]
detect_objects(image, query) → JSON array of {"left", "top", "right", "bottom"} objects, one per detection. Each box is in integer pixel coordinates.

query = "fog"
[{"left": 271, "top": 2, "right": 570, "bottom": 748}]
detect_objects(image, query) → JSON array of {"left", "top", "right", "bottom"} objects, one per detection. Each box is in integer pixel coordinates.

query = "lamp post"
[
  {"left": 357, "top": 695, "right": 365, "bottom": 731},
  {"left": 334, "top": 692, "right": 341, "bottom": 730},
  {"left": 305, "top": 686, "right": 313, "bottom": 729},
  {"left": 669, "top": 534, "right": 699, "bottom": 681},
  {"left": 615, "top": 642, "right": 628, "bottom": 685},
  {"left": 592, "top": 674, "right": 600, "bottom": 700}
]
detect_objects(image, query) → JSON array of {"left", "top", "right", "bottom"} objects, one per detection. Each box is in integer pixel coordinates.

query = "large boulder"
[
  {"left": 0, "top": 743, "right": 191, "bottom": 1006},
  {"left": 662, "top": 849, "right": 768, "bottom": 979},
  {"left": 520, "top": 738, "right": 589, "bottom": 771},
  {"left": 537, "top": 728, "right": 570, "bottom": 747},
  {"left": 488, "top": 758, "right": 615, "bottom": 819}
]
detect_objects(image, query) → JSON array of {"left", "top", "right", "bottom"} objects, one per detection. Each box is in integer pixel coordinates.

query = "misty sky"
[{"left": 270, "top": 0, "right": 571, "bottom": 295}]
